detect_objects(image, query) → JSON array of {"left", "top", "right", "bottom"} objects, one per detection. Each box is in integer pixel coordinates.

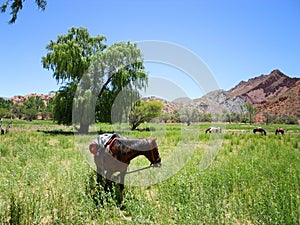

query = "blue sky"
[{"left": 1, "top": 0, "right": 299, "bottom": 99}]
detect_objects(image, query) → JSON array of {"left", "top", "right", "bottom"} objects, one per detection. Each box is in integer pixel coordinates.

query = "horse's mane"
[{"left": 115, "top": 138, "right": 157, "bottom": 151}]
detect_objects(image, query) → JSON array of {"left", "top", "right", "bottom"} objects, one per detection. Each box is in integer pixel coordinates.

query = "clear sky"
[{"left": 1, "top": 0, "right": 299, "bottom": 99}]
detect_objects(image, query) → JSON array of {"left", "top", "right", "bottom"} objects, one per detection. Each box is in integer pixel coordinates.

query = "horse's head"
[
  {"left": 205, "top": 128, "right": 211, "bottom": 133},
  {"left": 150, "top": 146, "right": 162, "bottom": 167},
  {"left": 147, "top": 138, "right": 162, "bottom": 167}
]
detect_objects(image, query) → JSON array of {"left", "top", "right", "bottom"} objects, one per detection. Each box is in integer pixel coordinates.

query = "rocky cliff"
[
  {"left": 229, "top": 69, "right": 300, "bottom": 122},
  {"left": 10, "top": 93, "right": 55, "bottom": 105}
]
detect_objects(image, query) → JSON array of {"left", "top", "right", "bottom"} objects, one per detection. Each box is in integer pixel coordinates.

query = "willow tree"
[
  {"left": 42, "top": 27, "right": 147, "bottom": 133},
  {"left": 73, "top": 42, "right": 148, "bottom": 133},
  {"left": 1, "top": 0, "right": 47, "bottom": 24}
]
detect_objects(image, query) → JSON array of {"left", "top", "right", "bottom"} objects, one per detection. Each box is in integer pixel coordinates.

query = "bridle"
[{"left": 148, "top": 139, "right": 161, "bottom": 166}]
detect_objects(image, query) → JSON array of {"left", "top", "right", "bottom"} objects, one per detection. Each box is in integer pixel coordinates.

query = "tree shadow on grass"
[
  {"left": 37, "top": 129, "right": 75, "bottom": 135},
  {"left": 37, "top": 129, "right": 112, "bottom": 136},
  {"left": 37, "top": 127, "right": 153, "bottom": 136}
]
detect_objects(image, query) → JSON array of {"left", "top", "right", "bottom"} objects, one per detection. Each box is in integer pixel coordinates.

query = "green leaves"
[
  {"left": 43, "top": 27, "right": 148, "bottom": 133},
  {"left": 129, "top": 100, "right": 163, "bottom": 130},
  {"left": 42, "top": 27, "right": 106, "bottom": 84},
  {"left": 1, "top": 0, "right": 47, "bottom": 24}
]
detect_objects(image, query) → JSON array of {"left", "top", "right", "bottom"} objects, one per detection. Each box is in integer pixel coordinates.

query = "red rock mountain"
[
  {"left": 229, "top": 69, "right": 300, "bottom": 122},
  {"left": 11, "top": 93, "right": 55, "bottom": 105}
]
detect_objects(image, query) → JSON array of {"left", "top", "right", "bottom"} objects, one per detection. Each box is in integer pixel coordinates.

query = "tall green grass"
[{"left": 0, "top": 121, "right": 299, "bottom": 224}]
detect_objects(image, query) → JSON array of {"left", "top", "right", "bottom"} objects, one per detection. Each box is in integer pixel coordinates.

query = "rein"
[{"left": 125, "top": 165, "right": 153, "bottom": 174}]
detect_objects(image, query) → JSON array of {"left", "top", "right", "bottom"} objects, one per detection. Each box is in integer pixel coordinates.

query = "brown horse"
[
  {"left": 89, "top": 136, "right": 161, "bottom": 193},
  {"left": 205, "top": 127, "right": 222, "bottom": 134},
  {"left": 275, "top": 128, "right": 284, "bottom": 135},
  {"left": 253, "top": 127, "right": 267, "bottom": 135}
]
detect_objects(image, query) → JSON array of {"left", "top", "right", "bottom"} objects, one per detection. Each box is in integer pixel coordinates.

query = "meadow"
[{"left": 0, "top": 120, "right": 299, "bottom": 224}]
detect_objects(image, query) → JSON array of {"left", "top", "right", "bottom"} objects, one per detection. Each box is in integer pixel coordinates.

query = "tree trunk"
[
  {"left": 131, "top": 122, "right": 140, "bottom": 130},
  {"left": 78, "top": 122, "right": 89, "bottom": 134}
]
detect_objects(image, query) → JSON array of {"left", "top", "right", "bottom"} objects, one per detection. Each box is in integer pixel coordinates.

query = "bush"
[{"left": 273, "top": 115, "right": 298, "bottom": 124}]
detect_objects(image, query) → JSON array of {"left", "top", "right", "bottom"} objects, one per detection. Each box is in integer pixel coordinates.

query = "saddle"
[{"left": 89, "top": 133, "right": 120, "bottom": 155}]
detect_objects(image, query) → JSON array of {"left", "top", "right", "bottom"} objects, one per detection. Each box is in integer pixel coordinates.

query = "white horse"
[{"left": 205, "top": 127, "right": 222, "bottom": 134}]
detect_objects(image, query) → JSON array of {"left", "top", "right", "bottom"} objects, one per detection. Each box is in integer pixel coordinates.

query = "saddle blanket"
[{"left": 92, "top": 133, "right": 120, "bottom": 150}]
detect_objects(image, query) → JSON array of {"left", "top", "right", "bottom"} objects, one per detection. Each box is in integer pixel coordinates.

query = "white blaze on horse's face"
[{"left": 152, "top": 161, "right": 162, "bottom": 167}]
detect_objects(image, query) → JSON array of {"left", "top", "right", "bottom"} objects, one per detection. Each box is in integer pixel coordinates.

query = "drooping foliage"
[
  {"left": 42, "top": 27, "right": 148, "bottom": 133},
  {"left": 1, "top": 0, "right": 47, "bottom": 24}
]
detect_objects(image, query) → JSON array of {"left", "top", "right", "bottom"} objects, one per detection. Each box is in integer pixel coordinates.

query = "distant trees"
[
  {"left": 179, "top": 108, "right": 199, "bottom": 125},
  {"left": 0, "top": 95, "right": 298, "bottom": 126},
  {"left": 0, "top": 98, "right": 12, "bottom": 117},
  {"left": 245, "top": 103, "right": 259, "bottom": 124},
  {"left": 0, "top": 96, "right": 52, "bottom": 120},
  {"left": 22, "top": 96, "right": 46, "bottom": 120},
  {"left": 272, "top": 115, "right": 298, "bottom": 125}
]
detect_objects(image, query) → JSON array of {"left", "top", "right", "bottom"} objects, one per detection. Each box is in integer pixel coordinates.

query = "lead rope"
[{"left": 125, "top": 165, "right": 152, "bottom": 174}]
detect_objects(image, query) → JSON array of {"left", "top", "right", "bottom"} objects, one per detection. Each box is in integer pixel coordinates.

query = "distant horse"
[
  {"left": 5, "top": 124, "right": 11, "bottom": 133},
  {"left": 89, "top": 135, "right": 161, "bottom": 194},
  {"left": 253, "top": 127, "right": 267, "bottom": 135},
  {"left": 205, "top": 127, "right": 222, "bottom": 134},
  {"left": 275, "top": 128, "right": 284, "bottom": 135},
  {"left": 0, "top": 121, "right": 12, "bottom": 135}
]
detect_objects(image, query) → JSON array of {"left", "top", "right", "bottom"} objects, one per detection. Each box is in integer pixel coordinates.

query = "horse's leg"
[
  {"left": 119, "top": 172, "right": 125, "bottom": 192},
  {"left": 96, "top": 170, "right": 102, "bottom": 185},
  {"left": 94, "top": 155, "right": 106, "bottom": 187},
  {"left": 115, "top": 172, "right": 126, "bottom": 205},
  {"left": 104, "top": 170, "right": 113, "bottom": 192},
  {"left": 96, "top": 166, "right": 105, "bottom": 187}
]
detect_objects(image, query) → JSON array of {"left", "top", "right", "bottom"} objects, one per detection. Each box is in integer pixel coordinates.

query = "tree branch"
[{"left": 98, "top": 73, "right": 115, "bottom": 98}]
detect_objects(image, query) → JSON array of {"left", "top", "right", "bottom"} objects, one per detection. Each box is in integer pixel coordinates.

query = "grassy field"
[{"left": 0, "top": 120, "right": 299, "bottom": 224}]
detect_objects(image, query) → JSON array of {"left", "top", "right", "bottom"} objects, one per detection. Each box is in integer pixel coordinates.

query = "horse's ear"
[{"left": 151, "top": 137, "right": 157, "bottom": 141}]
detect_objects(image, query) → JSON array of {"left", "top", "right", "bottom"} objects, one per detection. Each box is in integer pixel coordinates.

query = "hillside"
[
  {"left": 228, "top": 69, "right": 300, "bottom": 122},
  {"left": 10, "top": 93, "right": 55, "bottom": 105},
  {"left": 148, "top": 69, "right": 299, "bottom": 123},
  {"left": 193, "top": 89, "right": 246, "bottom": 114}
]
